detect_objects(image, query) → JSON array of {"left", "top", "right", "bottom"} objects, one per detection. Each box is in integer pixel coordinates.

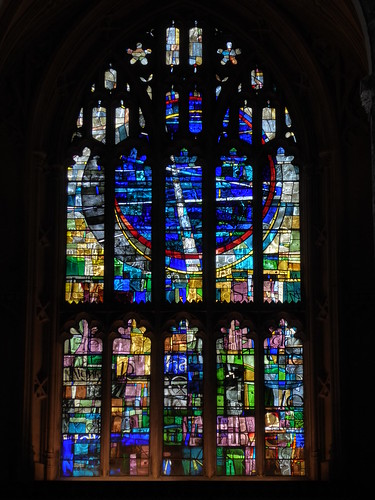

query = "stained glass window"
[
  {"left": 217, "top": 41, "right": 241, "bottom": 65},
  {"left": 166, "top": 23, "right": 180, "bottom": 68},
  {"left": 189, "top": 24, "right": 203, "bottom": 69},
  {"left": 216, "top": 320, "right": 256, "bottom": 475},
  {"left": 264, "top": 319, "right": 304, "bottom": 476},
  {"left": 65, "top": 29, "right": 301, "bottom": 306},
  {"left": 115, "top": 103, "right": 129, "bottom": 144},
  {"left": 165, "top": 149, "right": 203, "bottom": 303},
  {"left": 127, "top": 43, "right": 152, "bottom": 65},
  {"left": 104, "top": 65, "right": 117, "bottom": 91},
  {"left": 263, "top": 149, "right": 301, "bottom": 302},
  {"left": 114, "top": 149, "right": 152, "bottom": 303},
  {"left": 61, "top": 319, "right": 103, "bottom": 477},
  {"left": 166, "top": 87, "right": 179, "bottom": 135},
  {"left": 239, "top": 102, "right": 253, "bottom": 144},
  {"left": 163, "top": 319, "right": 203, "bottom": 475},
  {"left": 110, "top": 319, "right": 151, "bottom": 476},
  {"left": 262, "top": 102, "right": 276, "bottom": 143},
  {"left": 92, "top": 103, "right": 106, "bottom": 143},
  {"left": 63, "top": 20, "right": 306, "bottom": 480},
  {"left": 216, "top": 149, "right": 253, "bottom": 303},
  {"left": 189, "top": 89, "right": 202, "bottom": 134},
  {"left": 285, "top": 107, "right": 296, "bottom": 141},
  {"left": 251, "top": 67, "right": 264, "bottom": 89},
  {"left": 66, "top": 148, "right": 104, "bottom": 303}
]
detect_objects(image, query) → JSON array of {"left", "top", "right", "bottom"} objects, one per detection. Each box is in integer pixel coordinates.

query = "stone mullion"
[
  {"left": 150, "top": 328, "right": 163, "bottom": 479},
  {"left": 149, "top": 27, "right": 165, "bottom": 478},
  {"left": 200, "top": 26, "right": 216, "bottom": 478},
  {"left": 203, "top": 316, "right": 215, "bottom": 478},
  {"left": 100, "top": 327, "right": 112, "bottom": 477},
  {"left": 255, "top": 323, "right": 265, "bottom": 477}
]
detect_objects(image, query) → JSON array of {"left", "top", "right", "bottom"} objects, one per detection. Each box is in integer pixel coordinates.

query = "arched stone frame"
[{"left": 18, "top": 0, "right": 373, "bottom": 484}]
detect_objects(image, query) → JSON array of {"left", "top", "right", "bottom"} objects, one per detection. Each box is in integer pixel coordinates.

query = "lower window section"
[{"left": 60, "top": 317, "right": 305, "bottom": 478}]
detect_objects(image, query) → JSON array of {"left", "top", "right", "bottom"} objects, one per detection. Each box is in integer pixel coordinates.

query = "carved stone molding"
[
  {"left": 315, "top": 297, "right": 329, "bottom": 321},
  {"left": 318, "top": 150, "right": 334, "bottom": 172},
  {"left": 318, "top": 372, "right": 331, "bottom": 398},
  {"left": 43, "top": 163, "right": 65, "bottom": 176},
  {"left": 314, "top": 224, "right": 327, "bottom": 247},
  {"left": 360, "top": 74, "right": 375, "bottom": 116},
  {"left": 36, "top": 297, "right": 51, "bottom": 323},
  {"left": 34, "top": 373, "right": 48, "bottom": 400},
  {"left": 32, "top": 150, "right": 48, "bottom": 171},
  {"left": 38, "top": 227, "right": 51, "bottom": 248}
]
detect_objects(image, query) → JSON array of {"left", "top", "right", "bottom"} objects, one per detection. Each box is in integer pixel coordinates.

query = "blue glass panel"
[
  {"left": 216, "top": 149, "right": 253, "bottom": 302},
  {"left": 61, "top": 319, "right": 103, "bottom": 477},
  {"left": 114, "top": 148, "right": 152, "bottom": 303},
  {"left": 165, "top": 149, "right": 203, "bottom": 303},
  {"left": 166, "top": 89, "right": 179, "bottom": 135},
  {"left": 163, "top": 320, "right": 203, "bottom": 476},
  {"left": 189, "top": 90, "right": 202, "bottom": 133}
]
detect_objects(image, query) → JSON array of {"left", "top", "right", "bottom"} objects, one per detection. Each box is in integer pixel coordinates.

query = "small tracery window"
[
  {"left": 62, "top": 19, "right": 305, "bottom": 480},
  {"left": 166, "top": 23, "right": 180, "bottom": 68}
]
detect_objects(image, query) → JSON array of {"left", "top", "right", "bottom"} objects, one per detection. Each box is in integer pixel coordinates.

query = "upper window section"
[{"left": 65, "top": 22, "right": 301, "bottom": 305}]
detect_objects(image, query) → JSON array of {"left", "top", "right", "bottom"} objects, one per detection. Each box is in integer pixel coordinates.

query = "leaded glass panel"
[
  {"left": 264, "top": 319, "right": 305, "bottom": 476},
  {"left": 165, "top": 149, "right": 203, "bottom": 303},
  {"left": 216, "top": 320, "right": 256, "bottom": 476},
  {"left": 110, "top": 319, "right": 151, "bottom": 475},
  {"left": 216, "top": 149, "right": 253, "bottom": 303},
  {"left": 166, "top": 88, "right": 179, "bottom": 136},
  {"left": 66, "top": 149, "right": 104, "bottom": 303},
  {"left": 61, "top": 319, "right": 103, "bottom": 477},
  {"left": 114, "top": 149, "right": 152, "bottom": 303},
  {"left": 189, "top": 25, "right": 203, "bottom": 69},
  {"left": 92, "top": 104, "right": 106, "bottom": 143},
  {"left": 163, "top": 320, "right": 203, "bottom": 475},
  {"left": 263, "top": 149, "right": 301, "bottom": 303},
  {"left": 166, "top": 24, "right": 180, "bottom": 67},
  {"left": 62, "top": 20, "right": 306, "bottom": 480}
]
